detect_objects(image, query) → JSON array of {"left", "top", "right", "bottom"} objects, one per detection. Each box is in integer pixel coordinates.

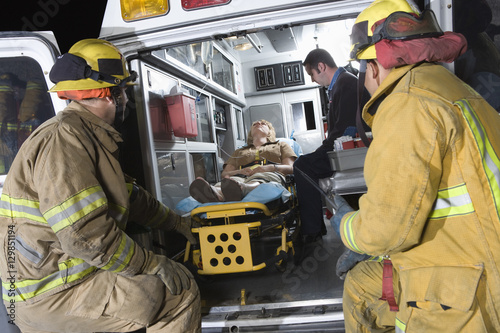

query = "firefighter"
[
  {"left": 331, "top": 0, "right": 500, "bottom": 331},
  {"left": 0, "top": 39, "right": 201, "bottom": 332}
]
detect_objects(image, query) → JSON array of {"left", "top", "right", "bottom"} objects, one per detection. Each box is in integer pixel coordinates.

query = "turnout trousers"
[
  {"left": 7, "top": 270, "right": 201, "bottom": 333},
  {"left": 344, "top": 261, "right": 495, "bottom": 332}
]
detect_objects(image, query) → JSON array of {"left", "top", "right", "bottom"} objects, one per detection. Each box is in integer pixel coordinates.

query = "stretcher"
[{"left": 176, "top": 179, "right": 300, "bottom": 275}]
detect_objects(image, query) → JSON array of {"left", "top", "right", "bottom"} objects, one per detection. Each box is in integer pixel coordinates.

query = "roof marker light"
[
  {"left": 182, "top": 0, "right": 231, "bottom": 11},
  {"left": 121, "top": 0, "right": 169, "bottom": 22}
]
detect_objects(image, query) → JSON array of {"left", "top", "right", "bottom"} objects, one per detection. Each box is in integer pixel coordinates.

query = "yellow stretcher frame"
[{"left": 184, "top": 200, "right": 298, "bottom": 275}]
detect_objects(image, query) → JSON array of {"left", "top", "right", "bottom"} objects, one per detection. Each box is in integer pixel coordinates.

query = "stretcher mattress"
[{"left": 175, "top": 182, "right": 291, "bottom": 214}]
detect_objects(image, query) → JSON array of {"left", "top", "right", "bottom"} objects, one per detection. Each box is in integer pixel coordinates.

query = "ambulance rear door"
[{"left": 0, "top": 31, "right": 66, "bottom": 194}]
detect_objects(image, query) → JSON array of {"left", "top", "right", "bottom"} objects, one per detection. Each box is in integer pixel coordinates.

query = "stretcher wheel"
[
  {"left": 275, "top": 258, "right": 288, "bottom": 272},
  {"left": 275, "top": 248, "right": 292, "bottom": 272}
]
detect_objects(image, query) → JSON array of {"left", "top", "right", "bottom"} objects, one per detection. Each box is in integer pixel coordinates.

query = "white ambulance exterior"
[{"left": 1, "top": 0, "right": 498, "bottom": 331}]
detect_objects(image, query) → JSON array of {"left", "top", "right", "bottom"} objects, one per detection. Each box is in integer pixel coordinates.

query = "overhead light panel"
[
  {"left": 227, "top": 34, "right": 262, "bottom": 53},
  {"left": 233, "top": 43, "right": 253, "bottom": 51},
  {"left": 265, "top": 27, "right": 298, "bottom": 53},
  {"left": 246, "top": 33, "right": 262, "bottom": 53}
]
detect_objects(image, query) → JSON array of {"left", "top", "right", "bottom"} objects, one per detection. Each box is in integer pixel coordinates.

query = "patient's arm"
[
  {"left": 222, "top": 156, "right": 296, "bottom": 178},
  {"left": 251, "top": 156, "right": 295, "bottom": 175},
  {"left": 221, "top": 164, "right": 254, "bottom": 178}
]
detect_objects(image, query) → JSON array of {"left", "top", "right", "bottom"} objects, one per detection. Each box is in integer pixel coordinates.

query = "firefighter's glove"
[
  {"left": 330, "top": 195, "right": 354, "bottom": 236},
  {"left": 336, "top": 247, "right": 371, "bottom": 280},
  {"left": 165, "top": 211, "right": 199, "bottom": 245},
  {"left": 142, "top": 252, "right": 193, "bottom": 295}
]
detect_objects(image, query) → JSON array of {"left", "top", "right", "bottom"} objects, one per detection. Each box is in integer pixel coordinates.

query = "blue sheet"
[
  {"left": 176, "top": 182, "right": 291, "bottom": 214},
  {"left": 278, "top": 138, "right": 303, "bottom": 157}
]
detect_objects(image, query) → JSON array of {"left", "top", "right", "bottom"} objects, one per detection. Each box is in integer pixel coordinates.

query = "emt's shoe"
[{"left": 294, "top": 232, "right": 324, "bottom": 265}]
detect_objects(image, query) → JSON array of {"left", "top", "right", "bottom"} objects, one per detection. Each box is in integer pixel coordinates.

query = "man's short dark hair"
[{"left": 303, "top": 48, "right": 337, "bottom": 71}]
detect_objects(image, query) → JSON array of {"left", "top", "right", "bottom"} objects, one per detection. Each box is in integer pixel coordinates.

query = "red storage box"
[
  {"left": 149, "top": 98, "right": 172, "bottom": 140},
  {"left": 164, "top": 93, "right": 198, "bottom": 138},
  {"left": 354, "top": 138, "right": 371, "bottom": 148},
  {"left": 342, "top": 140, "right": 355, "bottom": 150}
]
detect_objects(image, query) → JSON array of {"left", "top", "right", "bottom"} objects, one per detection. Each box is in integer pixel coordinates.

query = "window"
[
  {"left": 248, "top": 103, "right": 285, "bottom": 138},
  {"left": 155, "top": 151, "right": 217, "bottom": 208},
  {"left": 213, "top": 100, "right": 227, "bottom": 130},
  {"left": 211, "top": 48, "right": 235, "bottom": 93},
  {"left": 191, "top": 153, "right": 217, "bottom": 184},
  {"left": 234, "top": 107, "right": 245, "bottom": 141},
  {"left": 292, "top": 101, "right": 316, "bottom": 132},
  {"left": 0, "top": 57, "right": 55, "bottom": 177},
  {"left": 156, "top": 152, "right": 190, "bottom": 208},
  {"left": 182, "top": 86, "right": 212, "bottom": 143},
  {"left": 164, "top": 43, "right": 208, "bottom": 77}
]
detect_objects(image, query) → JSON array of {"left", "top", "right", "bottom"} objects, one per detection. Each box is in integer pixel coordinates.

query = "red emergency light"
[{"left": 182, "top": 0, "right": 231, "bottom": 10}]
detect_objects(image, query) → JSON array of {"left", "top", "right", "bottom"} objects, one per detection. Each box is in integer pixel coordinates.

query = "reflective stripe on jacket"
[
  {"left": 0, "top": 101, "right": 170, "bottom": 302},
  {"left": 339, "top": 63, "right": 500, "bottom": 324}
]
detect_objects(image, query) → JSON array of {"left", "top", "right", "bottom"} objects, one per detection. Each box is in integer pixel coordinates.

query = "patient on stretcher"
[{"left": 188, "top": 119, "right": 297, "bottom": 203}]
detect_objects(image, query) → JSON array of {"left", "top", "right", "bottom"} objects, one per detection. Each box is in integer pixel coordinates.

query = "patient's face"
[{"left": 251, "top": 121, "right": 270, "bottom": 137}]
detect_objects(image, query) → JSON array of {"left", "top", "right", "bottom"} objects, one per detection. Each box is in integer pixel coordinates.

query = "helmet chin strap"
[
  {"left": 111, "top": 87, "right": 128, "bottom": 129},
  {"left": 356, "top": 59, "right": 371, "bottom": 148}
]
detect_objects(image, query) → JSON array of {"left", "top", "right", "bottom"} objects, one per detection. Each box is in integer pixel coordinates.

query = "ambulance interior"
[
  {"left": 107, "top": 0, "right": 500, "bottom": 329},
  {"left": 0, "top": 2, "right": 369, "bottom": 328},
  {"left": 0, "top": 14, "right": 356, "bottom": 331},
  {"left": 1, "top": 0, "right": 499, "bottom": 330},
  {"left": 115, "top": 10, "right": 364, "bottom": 331}
]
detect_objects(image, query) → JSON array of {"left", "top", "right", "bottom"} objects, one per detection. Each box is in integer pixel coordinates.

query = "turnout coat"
[
  {"left": 339, "top": 62, "right": 500, "bottom": 328},
  {"left": 0, "top": 101, "right": 171, "bottom": 304}
]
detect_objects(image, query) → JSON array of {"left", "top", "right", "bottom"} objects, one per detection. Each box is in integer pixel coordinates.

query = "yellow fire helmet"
[
  {"left": 49, "top": 39, "right": 137, "bottom": 92},
  {"left": 350, "top": 0, "right": 421, "bottom": 60}
]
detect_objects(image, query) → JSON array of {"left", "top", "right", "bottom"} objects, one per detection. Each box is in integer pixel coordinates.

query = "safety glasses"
[
  {"left": 50, "top": 53, "right": 137, "bottom": 87},
  {"left": 350, "top": 20, "right": 371, "bottom": 60},
  {"left": 350, "top": 10, "right": 443, "bottom": 60},
  {"left": 372, "top": 10, "right": 443, "bottom": 43}
]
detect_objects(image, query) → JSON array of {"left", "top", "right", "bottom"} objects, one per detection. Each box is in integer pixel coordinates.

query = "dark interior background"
[{"left": 1, "top": 1, "right": 108, "bottom": 53}]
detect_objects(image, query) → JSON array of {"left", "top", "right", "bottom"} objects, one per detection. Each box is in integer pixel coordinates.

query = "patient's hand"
[
  {"left": 250, "top": 165, "right": 270, "bottom": 175},
  {"left": 238, "top": 167, "right": 255, "bottom": 176},
  {"left": 222, "top": 167, "right": 253, "bottom": 178}
]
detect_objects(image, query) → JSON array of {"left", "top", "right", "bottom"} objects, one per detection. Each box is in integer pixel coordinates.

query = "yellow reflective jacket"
[
  {"left": 0, "top": 101, "right": 171, "bottom": 303},
  {"left": 340, "top": 63, "right": 500, "bottom": 314}
]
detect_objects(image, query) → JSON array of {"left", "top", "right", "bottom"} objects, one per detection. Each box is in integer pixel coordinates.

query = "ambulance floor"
[{"left": 197, "top": 219, "right": 345, "bottom": 309}]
